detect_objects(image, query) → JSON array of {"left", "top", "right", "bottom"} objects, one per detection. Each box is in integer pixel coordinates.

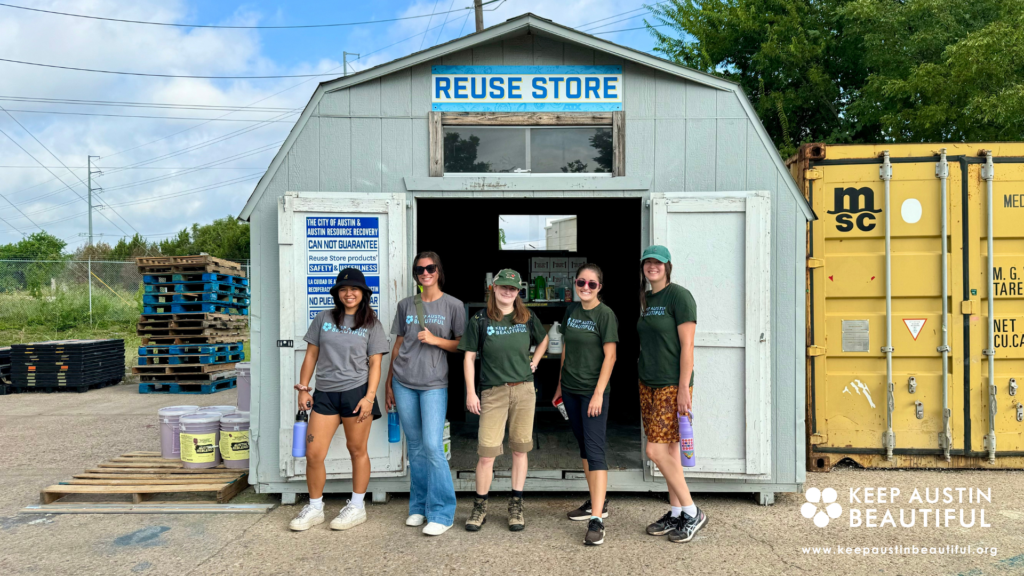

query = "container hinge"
[
  {"left": 989, "top": 385, "right": 998, "bottom": 415},
  {"left": 937, "top": 345, "right": 951, "bottom": 353},
  {"left": 908, "top": 376, "right": 917, "bottom": 394},
  {"left": 277, "top": 340, "right": 294, "bottom": 348},
  {"left": 804, "top": 168, "right": 822, "bottom": 181},
  {"left": 807, "top": 345, "right": 826, "bottom": 357},
  {"left": 915, "top": 401, "right": 924, "bottom": 419},
  {"left": 982, "top": 349, "right": 995, "bottom": 357},
  {"left": 935, "top": 158, "right": 949, "bottom": 179},
  {"left": 807, "top": 258, "right": 824, "bottom": 269},
  {"left": 810, "top": 433, "right": 827, "bottom": 445},
  {"left": 961, "top": 300, "right": 975, "bottom": 315},
  {"left": 881, "top": 346, "right": 894, "bottom": 353},
  {"left": 983, "top": 433, "right": 996, "bottom": 463},
  {"left": 1016, "top": 404, "right": 1023, "bottom": 422},
  {"left": 981, "top": 152, "right": 994, "bottom": 181},
  {"left": 1010, "top": 378, "right": 1018, "bottom": 396},
  {"left": 879, "top": 155, "right": 893, "bottom": 181},
  {"left": 882, "top": 429, "right": 895, "bottom": 461}
]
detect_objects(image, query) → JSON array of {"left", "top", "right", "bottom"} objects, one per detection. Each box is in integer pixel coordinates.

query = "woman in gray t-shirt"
[
  {"left": 289, "top": 268, "right": 390, "bottom": 533},
  {"left": 384, "top": 252, "right": 465, "bottom": 536}
]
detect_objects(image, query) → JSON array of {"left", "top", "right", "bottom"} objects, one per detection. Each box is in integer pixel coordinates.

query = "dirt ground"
[{"left": 1, "top": 383, "right": 1021, "bottom": 576}]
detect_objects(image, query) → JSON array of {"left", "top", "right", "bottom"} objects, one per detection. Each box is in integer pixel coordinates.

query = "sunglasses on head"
[
  {"left": 575, "top": 279, "right": 600, "bottom": 290},
  {"left": 414, "top": 264, "right": 438, "bottom": 275}
]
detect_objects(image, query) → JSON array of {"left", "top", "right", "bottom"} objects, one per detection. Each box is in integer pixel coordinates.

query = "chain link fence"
[{"left": 0, "top": 258, "right": 250, "bottom": 331}]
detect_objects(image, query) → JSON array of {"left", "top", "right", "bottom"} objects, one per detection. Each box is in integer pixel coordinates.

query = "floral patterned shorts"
[{"left": 639, "top": 380, "right": 693, "bottom": 444}]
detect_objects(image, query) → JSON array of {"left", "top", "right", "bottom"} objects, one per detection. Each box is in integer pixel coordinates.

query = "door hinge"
[
  {"left": 810, "top": 433, "right": 827, "bottom": 445},
  {"left": 807, "top": 345, "right": 826, "bottom": 357},
  {"left": 804, "top": 168, "right": 822, "bottom": 181},
  {"left": 961, "top": 300, "right": 975, "bottom": 315},
  {"left": 807, "top": 258, "right": 824, "bottom": 269},
  {"left": 277, "top": 340, "right": 294, "bottom": 348}
]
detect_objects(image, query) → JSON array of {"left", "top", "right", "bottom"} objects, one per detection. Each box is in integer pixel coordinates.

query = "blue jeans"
[{"left": 392, "top": 378, "right": 456, "bottom": 526}]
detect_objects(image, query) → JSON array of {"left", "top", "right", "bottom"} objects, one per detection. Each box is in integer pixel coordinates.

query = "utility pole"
[
  {"left": 474, "top": 0, "right": 484, "bottom": 32},
  {"left": 87, "top": 155, "right": 99, "bottom": 326},
  {"left": 343, "top": 51, "right": 359, "bottom": 77}
]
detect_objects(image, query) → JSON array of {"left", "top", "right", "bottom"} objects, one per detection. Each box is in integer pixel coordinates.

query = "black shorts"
[{"left": 312, "top": 384, "right": 382, "bottom": 420}]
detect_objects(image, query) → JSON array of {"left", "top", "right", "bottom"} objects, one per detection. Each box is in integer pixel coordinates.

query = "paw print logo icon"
[
  {"left": 486, "top": 326, "right": 495, "bottom": 336},
  {"left": 801, "top": 487, "right": 842, "bottom": 528}
]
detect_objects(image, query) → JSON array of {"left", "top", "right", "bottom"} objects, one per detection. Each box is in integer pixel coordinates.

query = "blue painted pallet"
[
  {"left": 143, "top": 284, "right": 178, "bottom": 294},
  {"left": 137, "top": 343, "right": 243, "bottom": 356},
  {"left": 174, "top": 282, "right": 249, "bottom": 295},
  {"left": 138, "top": 352, "right": 244, "bottom": 365},
  {"left": 138, "top": 377, "right": 237, "bottom": 395},
  {"left": 172, "top": 293, "right": 251, "bottom": 306},
  {"left": 143, "top": 303, "right": 248, "bottom": 315},
  {"left": 171, "top": 273, "right": 248, "bottom": 286},
  {"left": 143, "top": 273, "right": 175, "bottom": 284},
  {"left": 142, "top": 294, "right": 175, "bottom": 304}
]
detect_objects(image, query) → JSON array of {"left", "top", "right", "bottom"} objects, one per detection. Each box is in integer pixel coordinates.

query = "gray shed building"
[{"left": 239, "top": 14, "right": 814, "bottom": 505}]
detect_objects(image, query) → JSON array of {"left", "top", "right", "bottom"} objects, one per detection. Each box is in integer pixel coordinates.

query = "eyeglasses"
[
  {"left": 575, "top": 279, "right": 600, "bottom": 290},
  {"left": 414, "top": 264, "right": 438, "bottom": 275}
]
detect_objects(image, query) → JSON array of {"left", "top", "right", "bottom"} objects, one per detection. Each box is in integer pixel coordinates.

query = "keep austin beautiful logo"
[{"left": 800, "top": 486, "right": 992, "bottom": 529}]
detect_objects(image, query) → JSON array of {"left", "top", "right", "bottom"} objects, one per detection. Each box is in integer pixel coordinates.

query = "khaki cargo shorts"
[{"left": 477, "top": 383, "right": 536, "bottom": 457}]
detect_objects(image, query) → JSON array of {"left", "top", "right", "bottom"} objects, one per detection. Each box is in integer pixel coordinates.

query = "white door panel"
[{"left": 648, "top": 191, "right": 771, "bottom": 479}]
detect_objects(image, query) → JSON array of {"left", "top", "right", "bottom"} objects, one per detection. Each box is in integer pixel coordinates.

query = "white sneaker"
[
  {"left": 330, "top": 501, "right": 367, "bottom": 530},
  {"left": 288, "top": 504, "right": 325, "bottom": 531},
  {"left": 406, "top": 514, "right": 426, "bottom": 527},
  {"left": 422, "top": 522, "right": 452, "bottom": 536}
]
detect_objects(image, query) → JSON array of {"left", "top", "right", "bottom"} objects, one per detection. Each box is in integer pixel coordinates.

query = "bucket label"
[
  {"left": 180, "top": 432, "right": 217, "bottom": 464},
  {"left": 220, "top": 430, "right": 250, "bottom": 461}
]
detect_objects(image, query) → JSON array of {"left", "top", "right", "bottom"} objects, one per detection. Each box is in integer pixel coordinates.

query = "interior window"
[
  {"left": 499, "top": 215, "right": 577, "bottom": 251},
  {"left": 443, "top": 126, "right": 612, "bottom": 175}
]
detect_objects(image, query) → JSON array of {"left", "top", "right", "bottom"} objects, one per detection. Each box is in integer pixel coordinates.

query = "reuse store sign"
[{"left": 431, "top": 66, "right": 623, "bottom": 111}]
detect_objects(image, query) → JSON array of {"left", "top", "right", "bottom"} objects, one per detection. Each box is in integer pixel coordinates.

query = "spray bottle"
[
  {"left": 292, "top": 409, "right": 308, "bottom": 458},
  {"left": 679, "top": 411, "right": 695, "bottom": 467}
]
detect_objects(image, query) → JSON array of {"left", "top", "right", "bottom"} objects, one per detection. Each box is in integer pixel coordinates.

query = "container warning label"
[
  {"left": 903, "top": 318, "right": 926, "bottom": 341},
  {"left": 842, "top": 320, "right": 870, "bottom": 352},
  {"left": 305, "top": 216, "right": 380, "bottom": 325}
]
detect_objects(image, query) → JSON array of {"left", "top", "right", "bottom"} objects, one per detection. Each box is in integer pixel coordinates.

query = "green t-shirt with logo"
[
  {"left": 637, "top": 283, "right": 697, "bottom": 388},
  {"left": 458, "top": 311, "right": 547, "bottom": 387},
  {"left": 559, "top": 302, "right": 619, "bottom": 394}
]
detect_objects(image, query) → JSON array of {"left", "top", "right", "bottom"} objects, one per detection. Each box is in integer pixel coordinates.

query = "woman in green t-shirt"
[
  {"left": 458, "top": 268, "right": 548, "bottom": 533},
  {"left": 552, "top": 263, "right": 618, "bottom": 546},
  {"left": 636, "top": 245, "right": 708, "bottom": 544}
]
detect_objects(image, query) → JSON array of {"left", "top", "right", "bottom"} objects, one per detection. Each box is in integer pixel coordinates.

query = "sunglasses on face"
[
  {"left": 414, "top": 264, "right": 438, "bottom": 275},
  {"left": 575, "top": 279, "right": 600, "bottom": 290}
]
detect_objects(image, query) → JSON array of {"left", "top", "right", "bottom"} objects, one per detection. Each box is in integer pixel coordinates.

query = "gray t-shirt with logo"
[
  {"left": 390, "top": 293, "right": 466, "bottom": 390},
  {"left": 303, "top": 310, "right": 390, "bottom": 393}
]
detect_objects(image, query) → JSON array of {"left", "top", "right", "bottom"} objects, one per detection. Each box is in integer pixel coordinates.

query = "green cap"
[
  {"left": 640, "top": 245, "right": 671, "bottom": 263},
  {"left": 493, "top": 268, "right": 523, "bottom": 287}
]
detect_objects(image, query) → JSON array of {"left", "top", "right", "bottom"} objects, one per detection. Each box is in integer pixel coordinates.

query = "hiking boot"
[
  {"left": 508, "top": 496, "right": 525, "bottom": 531},
  {"left": 646, "top": 510, "right": 681, "bottom": 536},
  {"left": 465, "top": 497, "right": 487, "bottom": 531},
  {"left": 584, "top": 518, "right": 605, "bottom": 546},
  {"left": 668, "top": 507, "right": 708, "bottom": 543},
  {"left": 567, "top": 498, "right": 609, "bottom": 521}
]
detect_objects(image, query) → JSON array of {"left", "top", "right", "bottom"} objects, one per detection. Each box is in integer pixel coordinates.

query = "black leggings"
[{"left": 561, "top": 389, "right": 610, "bottom": 471}]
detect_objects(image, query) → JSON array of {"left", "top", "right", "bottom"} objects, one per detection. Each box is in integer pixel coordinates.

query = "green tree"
[
  {"left": 158, "top": 216, "right": 249, "bottom": 263},
  {"left": 109, "top": 234, "right": 159, "bottom": 260},
  {"left": 0, "top": 232, "right": 68, "bottom": 294},
  {"left": 589, "top": 129, "right": 613, "bottom": 172},
  {"left": 443, "top": 132, "right": 492, "bottom": 172}
]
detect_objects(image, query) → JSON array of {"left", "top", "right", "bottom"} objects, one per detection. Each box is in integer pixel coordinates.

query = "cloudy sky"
[{"left": 0, "top": 0, "right": 666, "bottom": 252}]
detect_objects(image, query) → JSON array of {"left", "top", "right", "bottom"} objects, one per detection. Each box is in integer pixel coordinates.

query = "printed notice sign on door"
[
  {"left": 903, "top": 318, "right": 927, "bottom": 341},
  {"left": 306, "top": 216, "right": 380, "bottom": 326}
]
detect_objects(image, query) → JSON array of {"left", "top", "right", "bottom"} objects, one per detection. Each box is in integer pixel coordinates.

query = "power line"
[
  {"left": 104, "top": 172, "right": 264, "bottom": 208},
  {"left": 582, "top": 4, "right": 665, "bottom": 33},
  {"left": 0, "top": 108, "right": 297, "bottom": 122},
  {"left": 0, "top": 57, "right": 354, "bottom": 79},
  {"left": 593, "top": 24, "right": 669, "bottom": 35},
  {"left": 0, "top": 166, "right": 266, "bottom": 169},
  {"left": 0, "top": 2, "right": 482, "bottom": 29},
  {"left": 100, "top": 141, "right": 281, "bottom": 193},
  {"left": 577, "top": 5, "right": 653, "bottom": 30},
  {"left": 419, "top": 0, "right": 443, "bottom": 50},
  {"left": 0, "top": 95, "right": 294, "bottom": 112}
]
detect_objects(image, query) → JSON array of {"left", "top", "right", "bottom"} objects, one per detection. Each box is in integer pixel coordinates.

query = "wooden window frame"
[{"left": 428, "top": 111, "right": 625, "bottom": 177}]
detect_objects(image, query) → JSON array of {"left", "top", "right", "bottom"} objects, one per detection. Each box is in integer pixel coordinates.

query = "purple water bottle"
[
  {"left": 679, "top": 412, "right": 695, "bottom": 467},
  {"left": 292, "top": 409, "right": 308, "bottom": 457}
]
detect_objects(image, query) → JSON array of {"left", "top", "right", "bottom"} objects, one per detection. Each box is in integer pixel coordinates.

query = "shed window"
[{"left": 443, "top": 127, "right": 612, "bottom": 175}]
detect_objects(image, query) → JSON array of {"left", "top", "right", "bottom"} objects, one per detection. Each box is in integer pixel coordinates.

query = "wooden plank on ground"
[
  {"left": 99, "top": 461, "right": 183, "bottom": 469},
  {"left": 67, "top": 478, "right": 238, "bottom": 486},
  {"left": 216, "top": 473, "right": 249, "bottom": 504},
  {"left": 86, "top": 467, "right": 246, "bottom": 474},
  {"left": 41, "top": 483, "right": 234, "bottom": 504},
  {"left": 74, "top": 473, "right": 239, "bottom": 481},
  {"left": 21, "top": 503, "right": 274, "bottom": 514}
]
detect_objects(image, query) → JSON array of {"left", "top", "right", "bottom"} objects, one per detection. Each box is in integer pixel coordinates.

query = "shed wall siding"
[{"left": 252, "top": 36, "right": 804, "bottom": 488}]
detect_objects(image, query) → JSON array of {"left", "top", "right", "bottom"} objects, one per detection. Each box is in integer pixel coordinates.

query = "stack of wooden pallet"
[
  {"left": 0, "top": 346, "right": 11, "bottom": 395},
  {"left": 134, "top": 255, "right": 249, "bottom": 394}
]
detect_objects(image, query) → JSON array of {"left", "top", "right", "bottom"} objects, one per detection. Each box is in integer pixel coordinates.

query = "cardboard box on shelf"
[
  {"left": 530, "top": 257, "right": 551, "bottom": 274},
  {"left": 550, "top": 257, "right": 569, "bottom": 273},
  {"left": 568, "top": 257, "right": 587, "bottom": 270}
]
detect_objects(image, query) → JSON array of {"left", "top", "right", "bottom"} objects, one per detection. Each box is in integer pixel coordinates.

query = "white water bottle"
[{"left": 547, "top": 322, "right": 562, "bottom": 354}]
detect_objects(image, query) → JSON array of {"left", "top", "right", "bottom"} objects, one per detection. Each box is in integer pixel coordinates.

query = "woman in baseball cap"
[
  {"left": 458, "top": 268, "right": 548, "bottom": 533},
  {"left": 289, "top": 267, "right": 391, "bottom": 533},
  {"left": 636, "top": 245, "right": 708, "bottom": 543}
]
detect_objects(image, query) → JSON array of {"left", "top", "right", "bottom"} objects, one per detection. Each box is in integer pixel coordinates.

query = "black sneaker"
[
  {"left": 668, "top": 507, "right": 708, "bottom": 543},
  {"left": 646, "top": 510, "right": 681, "bottom": 536},
  {"left": 584, "top": 518, "right": 605, "bottom": 546},
  {"left": 567, "top": 498, "right": 609, "bottom": 521}
]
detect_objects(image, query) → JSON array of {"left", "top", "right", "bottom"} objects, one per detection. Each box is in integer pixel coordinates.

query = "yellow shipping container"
[{"left": 789, "top": 143, "right": 1024, "bottom": 471}]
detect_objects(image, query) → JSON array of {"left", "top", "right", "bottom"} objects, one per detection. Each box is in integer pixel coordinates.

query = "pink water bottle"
[{"left": 679, "top": 412, "right": 695, "bottom": 467}]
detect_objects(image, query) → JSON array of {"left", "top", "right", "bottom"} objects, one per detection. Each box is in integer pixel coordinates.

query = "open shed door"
[
  {"left": 648, "top": 191, "right": 771, "bottom": 479},
  {"left": 278, "top": 192, "right": 406, "bottom": 480}
]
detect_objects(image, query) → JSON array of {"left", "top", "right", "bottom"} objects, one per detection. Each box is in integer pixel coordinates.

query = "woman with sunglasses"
[
  {"left": 552, "top": 263, "right": 618, "bottom": 546},
  {"left": 637, "top": 245, "right": 707, "bottom": 544},
  {"left": 384, "top": 253, "right": 465, "bottom": 536},
  {"left": 290, "top": 268, "right": 390, "bottom": 532},
  {"left": 459, "top": 268, "right": 548, "bottom": 533}
]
